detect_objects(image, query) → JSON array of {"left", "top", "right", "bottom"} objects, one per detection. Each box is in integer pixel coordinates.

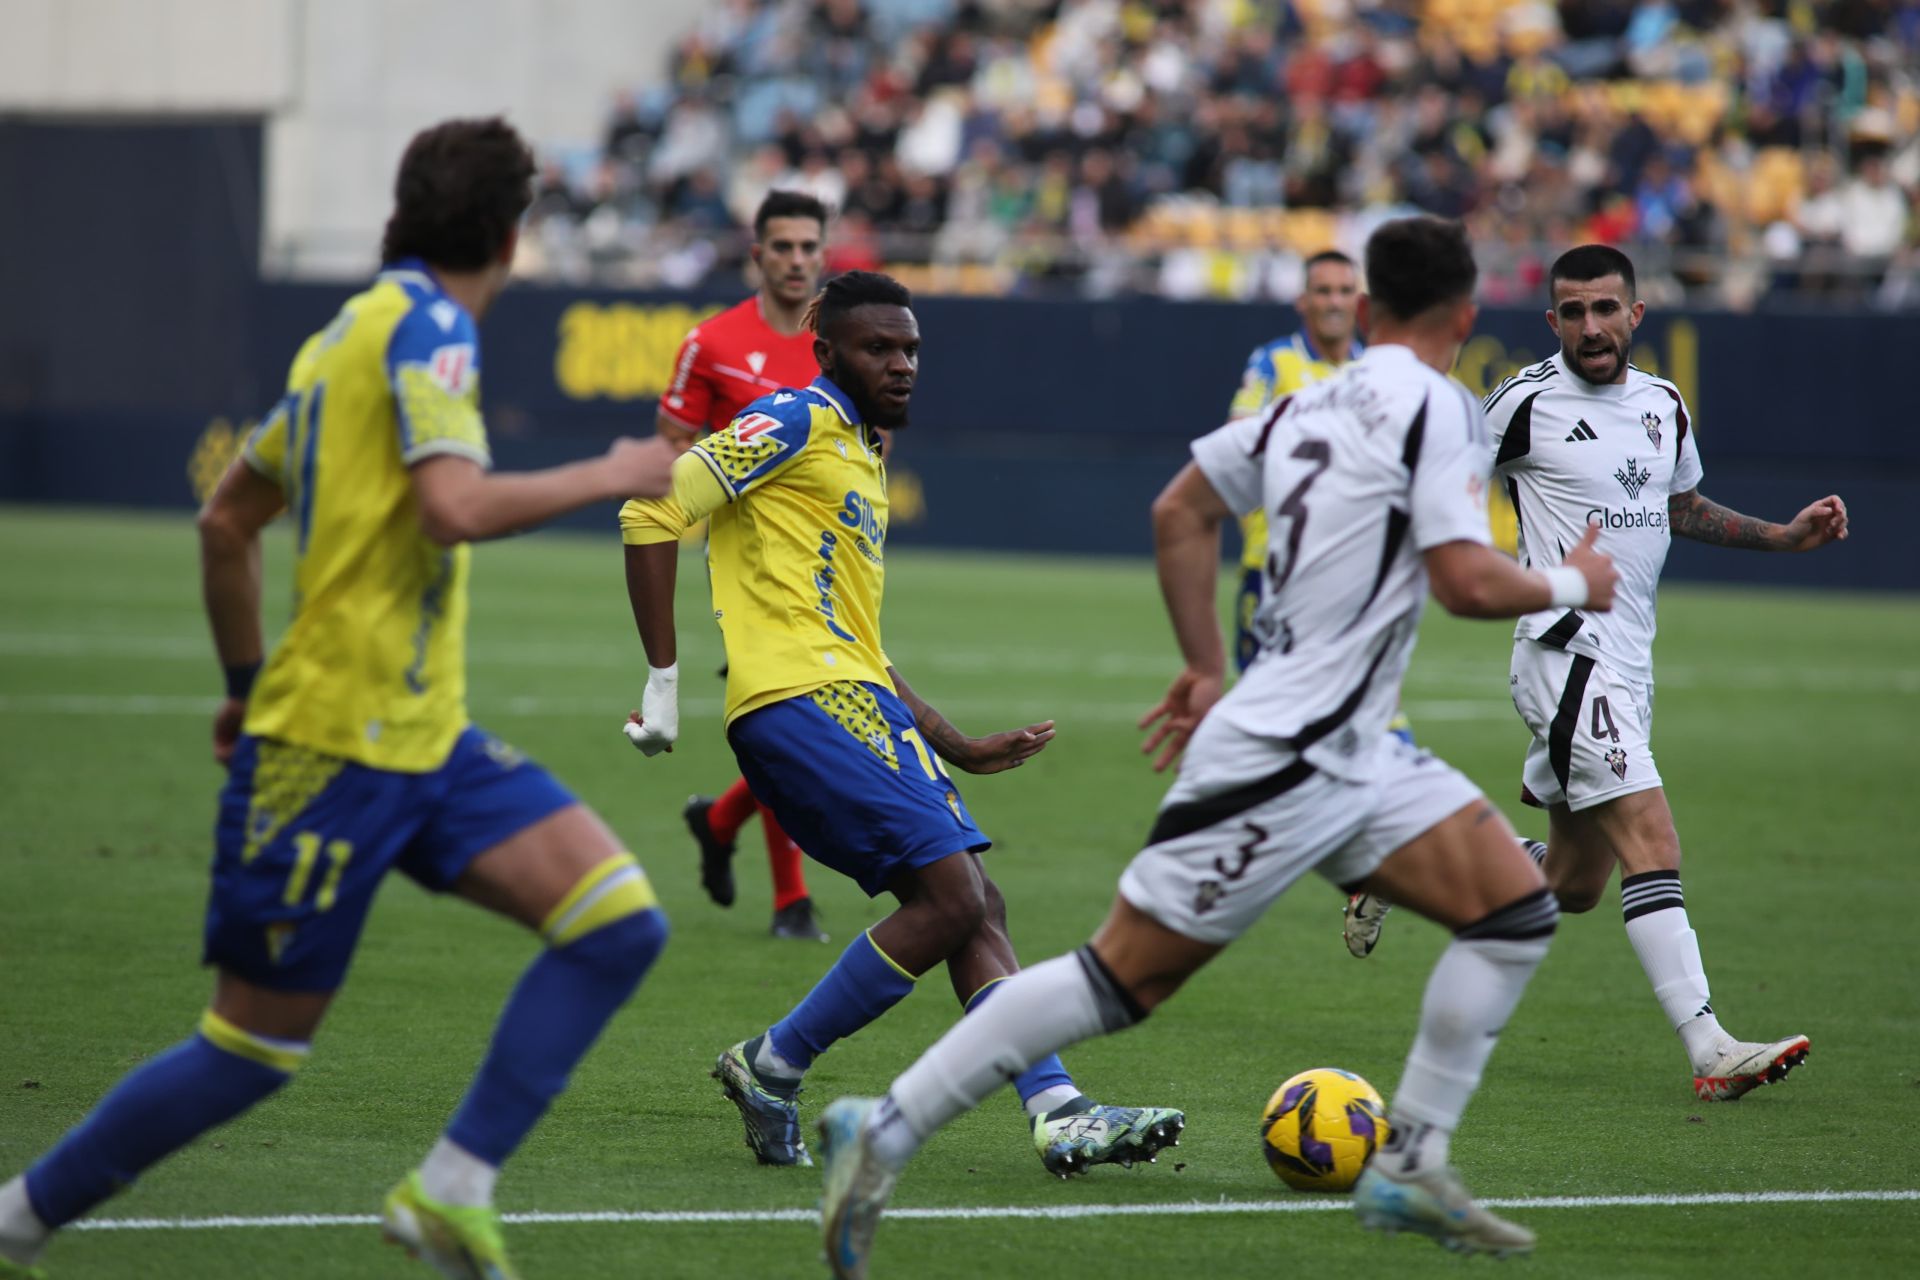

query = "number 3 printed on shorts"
[{"left": 1590, "top": 696, "right": 1621, "bottom": 744}]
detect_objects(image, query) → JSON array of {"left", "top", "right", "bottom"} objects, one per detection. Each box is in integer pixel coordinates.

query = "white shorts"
[
  {"left": 1509, "top": 640, "right": 1662, "bottom": 812},
  {"left": 1118, "top": 731, "right": 1483, "bottom": 946}
]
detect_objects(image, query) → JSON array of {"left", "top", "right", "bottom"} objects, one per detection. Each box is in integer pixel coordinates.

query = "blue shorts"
[
  {"left": 728, "top": 682, "right": 990, "bottom": 897},
  {"left": 203, "top": 726, "right": 575, "bottom": 992}
]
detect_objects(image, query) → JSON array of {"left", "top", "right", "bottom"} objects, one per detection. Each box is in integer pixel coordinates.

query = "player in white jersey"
[
  {"left": 1370, "top": 245, "right": 1846, "bottom": 1103},
  {"left": 808, "top": 218, "right": 1622, "bottom": 1276}
]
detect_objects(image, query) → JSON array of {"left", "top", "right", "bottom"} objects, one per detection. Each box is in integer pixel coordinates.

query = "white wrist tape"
[
  {"left": 623, "top": 663, "right": 681, "bottom": 756},
  {"left": 1543, "top": 566, "right": 1588, "bottom": 609}
]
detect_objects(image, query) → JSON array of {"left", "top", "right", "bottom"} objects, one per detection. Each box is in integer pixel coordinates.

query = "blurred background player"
[
  {"left": 619, "top": 271, "right": 1183, "bottom": 1177},
  {"left": 1224, "top": 250, "right": 1363, "bottom": 674},
  {"left": 1221, "top": 251, "right": 1406, "bottom": 958},
  {"left": 1478, "top": 245, "right": 1846, "bottom": 1100},
  {"left": 653, "top": 189, "right": 833, "bottom": 943},
  {"left": 0, "top": 118, "right": 677, "bottom": 1280},
  {"left": 813, "top": 218, "right": 1622, "bottom": 1277}
]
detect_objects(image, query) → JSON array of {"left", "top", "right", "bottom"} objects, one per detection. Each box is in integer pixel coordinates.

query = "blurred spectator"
[{"left": 533, "top": 0, "right": 1920, "bottom": 306}]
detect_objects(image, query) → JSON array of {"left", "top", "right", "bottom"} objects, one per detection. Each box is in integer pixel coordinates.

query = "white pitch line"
[{"left": 68, "top": 1189, "right": 1920, "bottom": 1232}]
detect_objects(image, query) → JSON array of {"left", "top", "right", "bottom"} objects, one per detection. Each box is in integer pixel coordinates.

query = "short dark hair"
[
  {"left": 1364, "top": 217, "right": 1477, "bottom": 321},
  {"left": 1304, "top": 249, "right": 1356, "bottom": 274},
  {"left": 1549, "top": 244, "right": 1637, "bottom": 299},
  {"left": 381, "top": 117, "right": 535, "bottom": 270},
  {"left": 755, "top": 189, "right": 830, "bottom": 240},
  {"left": 804, "top": 270, "right": 913, "bottom": 337}
]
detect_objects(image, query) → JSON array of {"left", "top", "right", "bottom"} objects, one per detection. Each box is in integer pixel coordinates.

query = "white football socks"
[
  {"left": 1385, "top": 932, "right": 1551, "bottom": 1176},
  {"left": 872, "top": 951, "right": 1134, "bottom": 1168},
  {"left": 419, "top": 1137, "right": 498, "bottom": 1209},
  {"left": 1621, "top": 872, "right": 1729, "bottom": 1071},
  {"left": 0, "top": 1175, "right": 50, "bottom": 1265}
]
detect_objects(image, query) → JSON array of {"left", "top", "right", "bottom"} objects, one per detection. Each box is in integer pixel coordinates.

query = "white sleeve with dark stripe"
[
  {"left": 1484, "top": 361, "right": 1554, "bottom": 475},
  {"left": 1672, "top": 393, "right": 1704, "bottom": 491},
  {"left": 1410, "top": 382, "right": 1494, "bottom": 551},
  {"left": 1189, "top": 411, "right": 1270, "bottom": 518}
]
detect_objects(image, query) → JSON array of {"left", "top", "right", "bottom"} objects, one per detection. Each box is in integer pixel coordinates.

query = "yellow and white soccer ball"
[{"left": 1260, "top": 1067, "right": 1389, "bottom": 1192}]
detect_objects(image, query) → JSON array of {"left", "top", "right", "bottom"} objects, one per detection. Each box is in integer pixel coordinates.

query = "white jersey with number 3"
[
  {"left": 1485, "top": 352, "right": 1703, "bottom": 686},
  {"left": 1190, "top": 344, "right": 1493, "bottom": 782}
]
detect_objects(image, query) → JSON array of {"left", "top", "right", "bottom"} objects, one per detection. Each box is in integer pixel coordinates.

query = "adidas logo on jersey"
[{"left": 1565, "top": 420, "right": 1599, "bottom": 442}]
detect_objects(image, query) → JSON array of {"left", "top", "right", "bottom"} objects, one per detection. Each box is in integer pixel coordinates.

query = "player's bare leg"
[
  {"left": 1346, "top": 799, "right": 1555, "bottom": 1257},
  {"left": 382, "top": 804, "right": 666, "bottom": 1278},
  {"left": 1541, "top": 790, "right": 1807, "bottom": 1099},
  {"left": 717, "top": 850, "right": 1000, "bottom": 1168}
]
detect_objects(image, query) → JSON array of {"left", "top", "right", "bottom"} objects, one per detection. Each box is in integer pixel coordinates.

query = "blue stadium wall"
[
  {"left": 0, "top": 122, "right": 1909, "bottom": 588},
  {"left": 7, "top": 280, "right": 1912, "bottom": 591}
]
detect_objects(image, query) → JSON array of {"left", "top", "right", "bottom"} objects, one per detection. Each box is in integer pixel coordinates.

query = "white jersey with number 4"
[
  {"left": 1485, "top": 352, "right": 1703, "bottom": 685},
  {"left": 1190, "top": 344, "right": 1492, "bottom": 782}
]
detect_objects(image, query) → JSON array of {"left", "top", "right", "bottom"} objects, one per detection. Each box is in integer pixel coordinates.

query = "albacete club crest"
[
  {"left": 1605, "top": 746, "right": 1629, "bottom": 780},
  {"left": 1641, "top": 411, "right": 1662, "bottom": 449},
  {"left": 1615, "top": 458, "right": 1651, "bottom": 501}
]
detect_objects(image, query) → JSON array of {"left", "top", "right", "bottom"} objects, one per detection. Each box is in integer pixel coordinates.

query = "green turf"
[{"left": 1, "top": 505, "right": 1916, "bottom": 1278}]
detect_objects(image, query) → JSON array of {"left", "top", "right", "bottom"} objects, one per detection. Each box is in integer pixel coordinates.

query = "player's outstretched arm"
[
  {"left": 1139, "top": 462, "right": 1230, "bottom": 771},
  {"left": 197, "top": 457, "right": 285, "bottom": 765},
  {"left": 1668, "top": 489, "right": 1849, "bottom": 552},
  {"left": 1424, "top": 522, "right": 1619, "bottom": 619},
  {"left": 887, "top": 665, "right": 1055, "bottom": 774},
  {"left": 410, "top": 436, "right": 676, "bottom": 546}
]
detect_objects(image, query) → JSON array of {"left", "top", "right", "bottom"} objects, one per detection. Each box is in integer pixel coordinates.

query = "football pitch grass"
[{"left": 2, "top": 504, "right": 1916, "bottom": 1278}]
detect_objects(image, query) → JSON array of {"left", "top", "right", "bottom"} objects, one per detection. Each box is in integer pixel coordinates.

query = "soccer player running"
[
  {"left": 657, "top": 190, "right": 834, "bottom": 943},
  {"left": 813, "top": 218, "right": 1622, "bottom": 1277},
  {"left": 619, "top": 270, "right": 1184, "bottom": 1175},
  {"left": 0, "top": 119, "right": 678, "bottom": 1280},
  {"left": 1473, "top": 245, "right": 1842, "bottom": 1099}
]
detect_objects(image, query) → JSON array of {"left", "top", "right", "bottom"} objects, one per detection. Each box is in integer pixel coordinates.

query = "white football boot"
[
  {"left": 1693, "top": 1034, "right": 1810, "bottom": 1101},
  {"left": 1353, "top": 1163, "right": 1535, "bottom": 1257}
]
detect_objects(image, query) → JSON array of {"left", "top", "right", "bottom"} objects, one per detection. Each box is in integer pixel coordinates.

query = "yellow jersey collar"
[{"left": 811, "top": 376, "right": 859, "bottom": 426}]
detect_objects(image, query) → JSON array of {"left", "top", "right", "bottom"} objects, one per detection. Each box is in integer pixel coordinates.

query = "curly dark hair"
[
  {"left": 380, "top": 117, "right": 536, "bottom": 270},
  {"left": 1364, "top": 217, "right": 1477, "bottom": 321}
]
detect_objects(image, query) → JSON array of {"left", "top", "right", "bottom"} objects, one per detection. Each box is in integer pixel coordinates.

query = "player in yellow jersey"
[
  {"left": 0, "top": 119, "right": 677, "bottom": 1280},
  {"left": 1226, "top": 250, "right": 1364, "bottom": 673},
  {"left": 618, "top": 272, "right": 1185, "bottom": 1177}
]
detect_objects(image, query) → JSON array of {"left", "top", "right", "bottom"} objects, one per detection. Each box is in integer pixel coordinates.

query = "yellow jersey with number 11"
[{"left": 240, "top": 260, "right": 492, "bottom": 771}]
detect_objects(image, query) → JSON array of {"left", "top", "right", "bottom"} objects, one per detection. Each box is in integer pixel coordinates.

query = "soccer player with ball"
[{"left": 814, "top": 217, "right": 1620, "bottom": 1274}]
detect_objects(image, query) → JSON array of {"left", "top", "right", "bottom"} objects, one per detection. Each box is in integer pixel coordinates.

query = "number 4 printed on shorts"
[{"left": 1590, "top": 696, "right": 1621, "bottom": 744}]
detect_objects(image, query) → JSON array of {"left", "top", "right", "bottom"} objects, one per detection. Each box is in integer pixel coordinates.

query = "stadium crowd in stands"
[{"left": 519, "top": 0, "right": 1920, "bottom": 308}]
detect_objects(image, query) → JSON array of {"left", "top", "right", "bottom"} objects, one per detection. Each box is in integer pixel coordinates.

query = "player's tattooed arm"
[
  {"left": 887, "top": 665, "right": 1055, "bottom": 774},
  {"left": 1668, "top": 489, "right": 1849, "bottom": 552}
]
